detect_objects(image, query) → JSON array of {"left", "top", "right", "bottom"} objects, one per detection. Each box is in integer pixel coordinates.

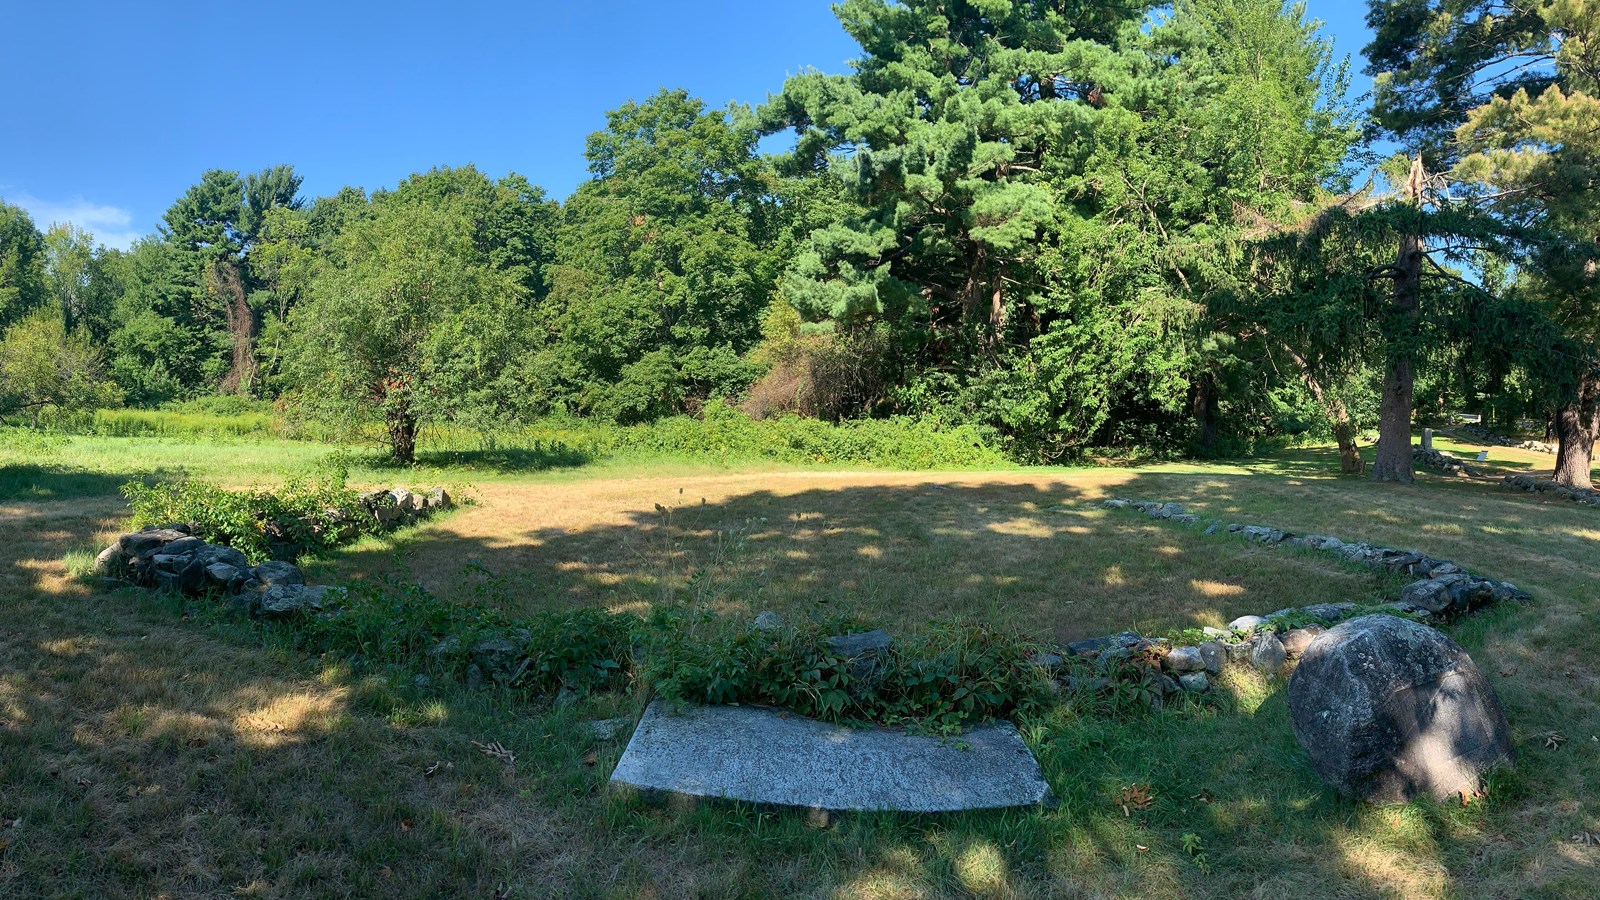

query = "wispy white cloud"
[{"left": 1, "top": 192, "right": 144, "bottom": 251}]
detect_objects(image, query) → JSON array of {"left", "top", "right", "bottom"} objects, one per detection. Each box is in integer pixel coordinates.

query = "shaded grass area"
[
  {"left": 330, "top": 473, "right": 1408, "bottom": 642},
  {"left": 0, "top": 437, "right": 1596, "bottom": 897}
]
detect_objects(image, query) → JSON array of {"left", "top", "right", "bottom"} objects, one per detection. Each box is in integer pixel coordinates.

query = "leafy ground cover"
[{"left": 0, "top": 427, "right": 1596, "bottom": 897}]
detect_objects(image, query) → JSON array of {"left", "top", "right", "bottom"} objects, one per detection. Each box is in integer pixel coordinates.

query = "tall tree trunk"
[
  {"left": 1282, "top": 345, "right": 1364, "bottom": 474},
  {"left": 1371, "top": 158, "right": 1426, "bottom": 484},
  {"left": 1191, "top": 372, "right": 1219, "bottom": 456},
  {"left": 1553, "top": 369, "right": 1599, "bottom": 489},
  {"left": 387, "top": 410, "right": 418, "bottom": 466},
  {"left": 212, "top": 259, "right": 257, "bottom": 395}
]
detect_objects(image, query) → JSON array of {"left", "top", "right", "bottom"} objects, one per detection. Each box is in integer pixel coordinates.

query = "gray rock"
[
  {"left": 1201, "top": 626, "right": 1230, "bottom": 639},
  {"left": 471, "top": 637, "right": 524, "bottom": 683},
  {"left": 245, "top": 560, "right": 305, "bottom": 592},
  {"left": 1197, "top": 642, "right": 1225, "bottom": 675},
  {"left": 1101, "top": 498, "right": 1131, "bottom": 510},
  {"left": 825, "top": 629, "right": 893, "bottom": 659},
  {"left": 1228, "top": 615, "right": 1268, "bottom": 632},
  {"left": 1280, "top": 626, "right": 1324, "bottom": 657},
  {"left": 1063, "top": 675, "right": 1112, "bottom": 693},
  {"left": 149, "top": 552, "right": 191, "bottom": 573},
  {"left": 204, "top": 562, "right": 244, "bottom": 587},
  {"left": 1298, "top": 603, "right": 1356, "bottom": 624},
  {"left": 117, "top": 528, "right": 189, "bottom": 558},
  {"left": 1428, "top": 563, "right": 1463, "bottom": 577},
  {"left": 1401, "top": 579, "right": 1453, "bottom": 614},
  {"left": 94, "top": 544, "right": 126, "bottom": 575},
  {"left": 151, "top": 556, "right": 207, "bottom": 594},
  {"left": 193, "top": 543, "right": 250, "bottom": 571},
  {"left": 1178, "top": 672, "right": 1210, "bottom": 693},
  {"left": 390, "top": 488, "right": 419, "bottom": 513},
  {"left": 610, "top": 700, "right": 1055, "bottom": 812},
  {"left": 1222, "top": 639, "right": 1254, "bottom": 664},
  {"left": 826, "top": 629, "right": 894, "bottom": 684},
  {"left": 1492, "top": 582, "right": 1529, "bottom": 603},
  {"left": 256, "top": 584, "right": 339, "bottom": 618},
  {"left": 1204, "top": 521, "right": 1223, "bottom": 535},
  {"left": 1226, "top": 523, "right": 1243, "bottom": 533},
  {"left": 1066, "top": 631, "right": 1147, "bottom": 656},
  {"left": 1163, "top": 645, "right": 1206, "bottom": 673},
  {"left": 752, "top": 611, "right": 784, "bottom": 632},
  {"left": 588, "top": 718, "right": 632, "bottom": 741},
  {"left": 1028, "top": 651, "right": 1066, "bottom": 672},
  {"left": 1287, "top": 615, "right": 1514, "bottom": 802},
  {"left": 1251, "top": 632, "right": 1288, "bottom": 676},
  {"left": 152, "top": 536, "right": 207, "bottom": 560}
]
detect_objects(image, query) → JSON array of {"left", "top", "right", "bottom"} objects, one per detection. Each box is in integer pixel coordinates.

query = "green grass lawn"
[{"left": 1, "top": 427, "right": 1596, "bottom": 897}]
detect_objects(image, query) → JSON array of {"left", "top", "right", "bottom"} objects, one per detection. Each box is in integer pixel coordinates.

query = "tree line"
[{"left": 1, "top": 0, "right": 1595, "bottom": 485}]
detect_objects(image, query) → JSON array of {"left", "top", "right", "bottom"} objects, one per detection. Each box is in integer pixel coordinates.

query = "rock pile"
[
  {"left": 97, "top": 526, "right": 338, "bottom": 617},
  {"left": 358, "top": 486, "right": 453, "bottom": 529},
  {"left": 1083, "top": 499, "right": 1529, "bottom": 690},
  {"left": 1108, "top": 498, "right": 1528, "bottom": 612},
  {"left": 1459, "top": 424, "right": 1554, "bottom": 453},
  {"left": 1501, "top": 472, "right": 1600, "bottom": 507},
  {"left": 1413, "top": 446, "right": 1479, "bottom": 477},
  {"left": 95, "top": 486, "right": 454, "bottom": 617}
]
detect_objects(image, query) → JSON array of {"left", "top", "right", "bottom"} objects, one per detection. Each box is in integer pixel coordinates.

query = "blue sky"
[{"left": 1, "top": 1, "right": 1375, "bottom": 250}]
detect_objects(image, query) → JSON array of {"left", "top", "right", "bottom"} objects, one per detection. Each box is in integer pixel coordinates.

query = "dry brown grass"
[{"left": 332, "top": 469, "right": 1397, "bottom": 643}]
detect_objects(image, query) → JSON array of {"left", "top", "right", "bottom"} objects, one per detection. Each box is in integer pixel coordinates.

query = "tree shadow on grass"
[
  {"left": 331, "top": 475, "right": 1403, "bottom": 644},
  {"left": 0, "top": 463, "right": 151, "bottom": 503}
]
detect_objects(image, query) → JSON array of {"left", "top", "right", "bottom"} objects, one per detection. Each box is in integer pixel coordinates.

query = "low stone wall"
[
  {"left": 1501, "top": 472, "right": 1600, "bottom": 506},
  {"left": 1413, "top": 446, "right": 1479, "bottom": 477},
  {"left": 95, "top": 486, "right": 453, "bottom": 617},
  {"left": 1459, "top": 424, "right": 1555, "bottom": 453},
  {"left": 1078, "top": 498, "right": 1528, "bottom": 695}
]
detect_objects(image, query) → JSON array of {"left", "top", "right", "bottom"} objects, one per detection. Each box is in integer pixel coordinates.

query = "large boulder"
[{"left": 1288, "top": 615, "right": 1513, "bottom": 803}]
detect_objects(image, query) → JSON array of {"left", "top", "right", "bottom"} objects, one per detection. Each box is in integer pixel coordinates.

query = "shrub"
[
  {"left": 641, "top": 609, "right": 1052, "bottom": 732},
  {"left": 121, "top": 460, "right": 369, "bottom": 562}
]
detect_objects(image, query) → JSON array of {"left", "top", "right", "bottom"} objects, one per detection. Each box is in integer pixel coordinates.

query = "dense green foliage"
[
  {"left": 5, "top": 0, "right": 1593, "bottom": 471},
  {"left": 122, "top": 467, "right": 370, "bottom": 562},
  {"left": 643, "top": 612, "right": 1053, "bottom": 732}
]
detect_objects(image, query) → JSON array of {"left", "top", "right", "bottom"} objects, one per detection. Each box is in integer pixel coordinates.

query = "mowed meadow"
[{"left": 1, "top": 421, "right": 1597, "bottom": 898}]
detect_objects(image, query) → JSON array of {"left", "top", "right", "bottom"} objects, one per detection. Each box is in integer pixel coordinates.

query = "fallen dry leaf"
[
  {"left": 582, "top": 750, "right": 598, "bottom": 767},
  {"left": 1117, "top": 784, "right": 1155, "bottom": 817},
  {"left": 1135, "top": 844, "right": 1150, "bottom": 853},
  {"left": 1545, "top": 732, "right": 1568, "bottom": 751},
  {"left": 471, "top": 740, "right": 516, "bottom": 766},
  {"left": 1498, "top": 667, "right": 1517, "bottom": 677},
  {"left": 399, "top": 819, "right": 413, "bottom": 832},
  {"left": 424, "top": 761, "right": 452, "bottom": 778}
]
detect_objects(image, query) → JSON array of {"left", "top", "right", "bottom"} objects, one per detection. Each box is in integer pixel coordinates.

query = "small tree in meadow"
[{"left": 282, "top": 197, "right": 525, "bottom": 464}]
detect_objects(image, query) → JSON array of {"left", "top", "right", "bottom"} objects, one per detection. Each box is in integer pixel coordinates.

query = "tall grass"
[{"left": 42, "top": 399, "right": 1013, "bottom": 471}]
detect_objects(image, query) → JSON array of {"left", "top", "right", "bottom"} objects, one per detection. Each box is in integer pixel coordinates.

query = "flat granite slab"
[{"left": 609, "top": 700, "right": 1056, "bottom": 812}]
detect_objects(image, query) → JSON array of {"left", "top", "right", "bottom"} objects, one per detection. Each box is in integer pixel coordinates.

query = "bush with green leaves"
[
  {"left": 121, "top": 460, "right": 369, "bottom": 562},
  {"left": 640, "top": 609, "right": 1053, "bottom": 732}
]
